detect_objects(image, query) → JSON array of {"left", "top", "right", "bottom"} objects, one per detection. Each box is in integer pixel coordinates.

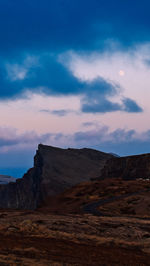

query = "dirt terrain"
[
  {"left": 0, "top": 210, "right": 150, "bottom": 265},
  {"left": 0, "top": 178, "right": 150, "bottom": 265},
  {"left": 41, "top": 178, "right": 150, "bottom": 217}
]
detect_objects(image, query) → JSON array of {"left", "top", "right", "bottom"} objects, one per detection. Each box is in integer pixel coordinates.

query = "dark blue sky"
[{"left": 0, "top": 0, "right": 150, "bottom": 54}]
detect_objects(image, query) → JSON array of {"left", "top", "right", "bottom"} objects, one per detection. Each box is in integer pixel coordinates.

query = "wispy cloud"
[
  {"left": 82, "top": 95, "right": 142, "bottom": 113},
  {"left": 40, "top": 109, "right": 78, "bottom": 116},
  {"left": 5, "top": 55, "right": 39, "bottom": 81}
]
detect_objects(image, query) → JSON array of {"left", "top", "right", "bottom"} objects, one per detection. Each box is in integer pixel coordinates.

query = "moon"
[{"left": 119, "top": 70, "right": 125, "bottom": 76}]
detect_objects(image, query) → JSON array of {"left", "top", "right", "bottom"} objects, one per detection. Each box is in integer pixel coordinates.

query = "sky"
[{"left": 0, "top": 0, "right": 150, "bottom": 177}]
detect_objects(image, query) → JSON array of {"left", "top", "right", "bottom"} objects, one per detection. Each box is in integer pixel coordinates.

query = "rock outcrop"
[
  {"left": 99, "top": 153, "right": 150, "bottom": 180},
  {"left": 0, "top": 144, "right": 113, "bottom": 209}
]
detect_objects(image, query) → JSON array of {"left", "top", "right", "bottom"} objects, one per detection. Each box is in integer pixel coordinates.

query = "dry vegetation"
[
  {"left": 0, "top": 178, "right": 150, "bottom": 265},
  {"left": 41, "top": 178, "right": 150, "bottom": 216},
  {"left": 0, "top": 211, "right": 150, "bottom": 265}
]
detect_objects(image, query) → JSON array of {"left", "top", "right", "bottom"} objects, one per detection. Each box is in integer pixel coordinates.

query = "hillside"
[{"left": 39, "top": 177, "right": 150, "bottom": 218}]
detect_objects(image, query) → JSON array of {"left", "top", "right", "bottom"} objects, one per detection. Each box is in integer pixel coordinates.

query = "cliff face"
[
  {"left": 0, "top": 144, "right": 113, "bottom": 209},
  {"left": 0, "top": 161, "right": 42, "bottom": 210},
  {"left": 37, "top": 145, "right": 113, "bottom": 200},
  {"left": 99, "top": 153, "right": 150, "bottom": 180}
]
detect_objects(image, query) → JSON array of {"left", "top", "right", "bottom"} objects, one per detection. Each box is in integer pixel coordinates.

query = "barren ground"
[{"left": 1, "top": 178, "right": 150, "bottom": 265}]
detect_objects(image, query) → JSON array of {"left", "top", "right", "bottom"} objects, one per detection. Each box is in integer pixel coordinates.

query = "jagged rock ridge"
[{"left": 0, "top": 144, "right": 113, "bottom": 209}]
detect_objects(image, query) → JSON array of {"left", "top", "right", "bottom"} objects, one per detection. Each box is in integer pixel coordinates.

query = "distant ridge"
[
  {"left": 109, "top": 153, "right": 120, "bottom": 158},
  {"left": 99, "top": 153, "right": 150, "bottom": 180},
  {"left": 0, "top": 175, "right": 16, "bottom": 185}
]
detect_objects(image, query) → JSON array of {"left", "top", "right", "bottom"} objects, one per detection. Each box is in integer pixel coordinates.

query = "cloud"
[
  {"left": 0, "top": 127, "right": 52, "bottom": 151},
  {"left": 0, "top": 0, "right": 149, "bottom": 102},
  {"left": 122, "top": 98, "right": 143, "bottom": 113},
  {"left": 73, "top": 127, "right": 150, "bottom": 156},
  {"left": 1, "top": 126, "right": 150, "bottom": 172},
  {"left": 82, "top": 96, "right": 121, "bottom": 113},
  {"left": 40, "top": 109, "right": 76, "bottom": 116},
  {"left": 82, "top": 96, "right": 142, "bottom": 114},
  {"left": 0, "top": 54, "right": 82, "bottom": 99},
  {"left": 144, "top": 59, "right": 150, "bottom": 66},
  {"left": 81, "top": 79, "right": 142, "bottom": 113},
  {"left": 0, "top": 53, "right": 142, "bottom": 114},
  {"left": 6, "top": 64, "right": 27, "bottom": 81},
  {"left": 5, "top": 55, "right": 39, "bottom": 81},
  {"left": 82, "top": 122, "right": 99, "bottom": 127}
]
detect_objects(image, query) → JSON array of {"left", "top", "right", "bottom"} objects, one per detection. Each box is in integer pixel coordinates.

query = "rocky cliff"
[
  {"left": 99, "top": 153, "right": 150, "bottom": 180},
  {"left": 0, "top": 144, "right": 113, "bottom": 209}
]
